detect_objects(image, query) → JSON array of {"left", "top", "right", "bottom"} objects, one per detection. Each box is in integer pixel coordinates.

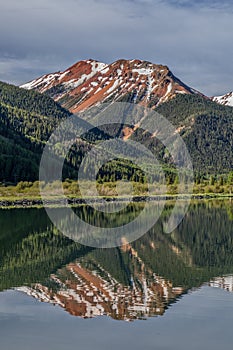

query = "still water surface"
[{"left": 0, "top": 200, "right": 233, "bottom": 349}]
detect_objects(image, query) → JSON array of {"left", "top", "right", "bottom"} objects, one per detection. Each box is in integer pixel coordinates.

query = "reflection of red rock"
[
  {"left": 17, "top": 260, "right": 184, "bottom": 321},
  {"left": 21, "top": 59, "right": 204, "bottom": 114}
]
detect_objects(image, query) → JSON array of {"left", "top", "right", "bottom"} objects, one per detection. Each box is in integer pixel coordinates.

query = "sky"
[{"left": 0, "top": 0, "right": 233, "bottom": 96}]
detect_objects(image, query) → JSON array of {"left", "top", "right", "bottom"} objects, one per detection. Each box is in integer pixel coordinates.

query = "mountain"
[
  {"left": 19, "top": 58, "right": 233, "bottom": 175},
  {"left": 21, "top": 59, "right": 203, "bottom": 113},
  {"left": 1, "top": 58, "right": 232, "bottom": 182},
  {"left": 213, "top": 92, "right": 233, "bottom": 107}
]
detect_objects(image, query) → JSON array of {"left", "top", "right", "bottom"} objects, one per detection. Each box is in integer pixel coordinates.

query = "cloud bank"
[{"left": 0, "top": 0, "right": 232, "bottom": 95}]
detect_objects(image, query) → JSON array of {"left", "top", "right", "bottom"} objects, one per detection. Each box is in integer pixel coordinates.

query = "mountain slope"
[
  {"left": 0, "top": 80, "right": 136, "bottom": 183},
  {"left": 213, "top": 92, "right": 233, "bottom": 107},
  {"left": 0, "top": 81, "right": 84, "bottom": 182},
  {"left": 21, "top": 59, "right": 203, "bottom": 113},
  {"left": 151, "top": 94, "right": 233, "bottom": 173},
  {"left": 84, "top": 93, "right": 233, "bottom": 174}
]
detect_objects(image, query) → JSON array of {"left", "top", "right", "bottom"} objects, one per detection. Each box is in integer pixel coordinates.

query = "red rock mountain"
[{"left": 21, "top": 59, "right": 202, "bottom": 113}]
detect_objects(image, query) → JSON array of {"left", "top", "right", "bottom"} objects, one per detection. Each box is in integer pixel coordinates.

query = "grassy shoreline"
[
  {"left": 0, "top": 179, "right": 232, "bottom": 208},
  {"left": 0, "top": 192, "right": 232, "bottom": 208}
]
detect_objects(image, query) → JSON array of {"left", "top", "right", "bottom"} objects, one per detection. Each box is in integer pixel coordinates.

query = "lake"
[{"left": 0, "top": 200, "right": 233, "bottom": 349}]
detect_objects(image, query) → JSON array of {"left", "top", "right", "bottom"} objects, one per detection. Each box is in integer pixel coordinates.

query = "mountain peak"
[
  {"left": 20, "top": 58, "right": 203, "bottom": 113},
  {"left": 213, "top": 91, "right": 233, "bottom": 107}
]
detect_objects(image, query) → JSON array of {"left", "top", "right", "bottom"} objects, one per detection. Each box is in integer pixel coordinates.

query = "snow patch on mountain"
[
  {"left": 132, "top": 68, "right": 154, "bottom": 75},
  {"left": 21, "top": 72, "right": 63, "bottom": 91},
  {"left": 213, "top": 92, "right": 233, "bottom": 107}
]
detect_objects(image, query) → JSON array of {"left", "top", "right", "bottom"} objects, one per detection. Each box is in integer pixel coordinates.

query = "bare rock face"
[{"left": 21, "top": 58, "right": 202, "bottom": 113}]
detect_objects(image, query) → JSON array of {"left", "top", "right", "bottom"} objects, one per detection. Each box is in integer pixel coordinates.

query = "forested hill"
[
  {"left": 124, "top": 94, "right": 233, "bottom": 175},
  {"left": 155, "top": 94, "right": 233, "bottom": 174},
  {"left": 0, "top": 81, "right": 72, "bottom": 120},
  {"left": 0, "top": 81, "right": 109, "bottom": 183},
  {"left": 0, "top": 81, "right": 72, "bottom": 182},
  {"left": 156, "top": 93, "right": 233, "bottom": 127}
]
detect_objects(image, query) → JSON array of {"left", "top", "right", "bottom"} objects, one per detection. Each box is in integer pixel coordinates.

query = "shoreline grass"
[
  {"left": 0, "top": 192, "right": 232, "bottom": 209},
  {"left": 0, "top": 180, "right": 232, "bottom": 208}
]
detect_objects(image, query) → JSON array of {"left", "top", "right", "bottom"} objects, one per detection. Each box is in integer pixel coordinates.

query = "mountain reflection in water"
[{"left": 0, "top": 200, "right": 232, "bottom": 321}]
